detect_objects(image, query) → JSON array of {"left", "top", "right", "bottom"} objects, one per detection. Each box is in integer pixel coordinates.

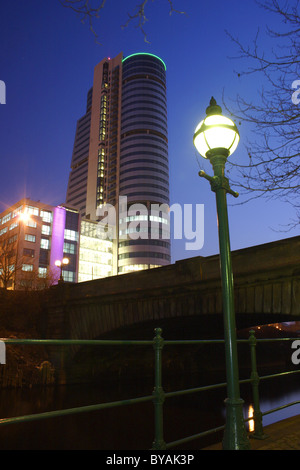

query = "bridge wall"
[
  {"left": 44, "top": 236, "right": 300, "bottom": 342},
  {"left": 41, "top": 236, "right": 300, "bottom": 384}
]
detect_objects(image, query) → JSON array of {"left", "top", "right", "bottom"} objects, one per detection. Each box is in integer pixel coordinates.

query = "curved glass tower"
[
  {"left": 118, "top": 53, "right": 170, "bottom": 273},
  {"left": 66, "top": 52, "right": 171, "bottom": 275}
]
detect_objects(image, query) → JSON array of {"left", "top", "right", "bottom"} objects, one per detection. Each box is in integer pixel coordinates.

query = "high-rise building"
[{"left": 66, "top": 52, "right": 171, "bottom": 275}]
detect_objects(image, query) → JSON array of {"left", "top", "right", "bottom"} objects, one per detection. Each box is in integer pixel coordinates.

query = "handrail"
[{"left": 0, "top": 329, "right": 299, "bottom": 449}]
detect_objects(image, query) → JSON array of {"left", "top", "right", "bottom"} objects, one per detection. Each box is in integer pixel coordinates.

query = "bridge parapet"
[{"left": 43, "top": 236, "right": 300, "bottom": 343}]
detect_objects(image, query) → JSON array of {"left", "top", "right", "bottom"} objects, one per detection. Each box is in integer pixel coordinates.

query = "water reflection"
[
  {"left": 0, "top": 372, "right": 298, "bottom": 450},
  {"left": 248, "top": 405, "right": 254, "bottom": 432},
  {"left": 0, "top": 321, "right": 299, "bottom": 449}
]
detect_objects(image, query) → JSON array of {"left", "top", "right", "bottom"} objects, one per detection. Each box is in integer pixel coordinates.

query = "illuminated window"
[
  {"left": 120, "top": 215, "right": 148, "bottom": 223},
  {"left": 118, "top": 264, "right": 161, "bottom": 274},
  {"left": 12, "top": 206, "right": 23, "bottom": 218},
  {"left": 27, "top": 220, "right": 37, "bottom": 228},
  {"left": 0, "top": 227, "right": 8, "bottom": 236},
  {"left": 63, "top": 242, "right": 76, "bottom": 254},
  {"left": 40, "top": 210, "right": 52, "bottom": 223},
  {"left": 78, "top": 227, "right": 113, "bottom": 282},
  {"left": 38, "top": 267, "right": 47, "bottom": 278},
  {"left": 25, "top": 206, "right": 39, "bottom": 216},
  {"left": 64, "top": 229, "right": 78, "bottom": 241},
  {"left": 149, "top": 215, "right": 168, "bottom": 224},
  {"left": 9, "top": 222, "right": 18, "bottom": 231},
  {"left": 2, "top": 213, "right": 11, "bottom": 224},
  {"left": 40, "top": 239, "right": 50, "bottom": 249},
  {"left": 62, "top": 270, "right": 75, "bottom": 282},
  {"left": 22, "top": 264, "right": 33, "bottom": 272},
  {"left": 42, "top": 225, "right": 51, "bottom": 235},
  {"left": 25, "top": 234, "right": 36, "bottom": 243},
  {"left": 8, "top": 234, "right": 17, "bottom": 244}
]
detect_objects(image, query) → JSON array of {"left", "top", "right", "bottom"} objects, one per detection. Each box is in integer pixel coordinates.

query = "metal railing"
[{"left": 0, "top": 328, "right": 300, "bottom": 449}]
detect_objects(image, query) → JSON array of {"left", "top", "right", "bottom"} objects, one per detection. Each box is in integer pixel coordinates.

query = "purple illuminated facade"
[{"left": 49, "top": 206, "right": 67, "bottom": 282}]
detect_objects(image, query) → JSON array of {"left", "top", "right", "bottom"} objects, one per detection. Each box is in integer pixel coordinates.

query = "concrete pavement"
[{"left": 204, "top": 415, "right": 300, "bottom": 450}]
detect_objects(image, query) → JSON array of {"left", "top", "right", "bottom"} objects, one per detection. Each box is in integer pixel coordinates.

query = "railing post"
[
  {"left": 152, "top": 328, "right": 166, "bottom": 450},
  {"left": 249, "top": 329, "right": 268, "bottom": 440}
]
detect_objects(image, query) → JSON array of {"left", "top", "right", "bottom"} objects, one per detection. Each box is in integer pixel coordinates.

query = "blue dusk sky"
[{"left": 0, "top": 0, "right": 299, "bottom": 263}]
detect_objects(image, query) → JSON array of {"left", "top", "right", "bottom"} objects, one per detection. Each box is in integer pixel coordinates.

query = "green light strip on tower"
[{"left": 122, "top": 52, "right": 166, "bottom": 71}]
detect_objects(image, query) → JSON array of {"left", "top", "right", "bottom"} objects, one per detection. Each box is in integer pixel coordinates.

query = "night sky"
[{"left": 0, "top": 0, "right": 299, "bottom": 264}]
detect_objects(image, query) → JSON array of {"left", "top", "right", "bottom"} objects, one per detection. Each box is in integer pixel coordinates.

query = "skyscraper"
[{"left": 66, "top": 52, "right": 170, "bottom": 274}]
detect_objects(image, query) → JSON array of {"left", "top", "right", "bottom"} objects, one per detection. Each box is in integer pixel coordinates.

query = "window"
[
  {"left": 27, "top": 220, "right": 37, "bottom": 228},
  {"left": 38, "top": 267, "right": 47, "bottom": 278},
  {"left": 42, "top": 225, "right": 51, "bottom": 235},
  {"left": 64, "top": 242, "right": 76, "bottom": 254},
  {"left": 64, "top": 229, "right": 78, "bottom": 241},
  {"left": 22, "top": 264, "right": 33, "bottom": 272},
  {"left": 40, "top": 210, "right": 52, "bottom": 223},
  {"left": 25, "top": 234, "right": 36, "bottom": 243},
  {"left": 39, "top": 249, "right": 49, "bottom": 265},
  {"left": 62, "top": 270, "right": 75, "bottom": 282},
  {"left": 9, "top": 222, "right": 18, "bottom": 231},
  {"left": 2, "top": 213, "right": 11, "bottom": 224},
  {"left": 25, "top": 206, "right": 39, "bottom": 216},
  {"left": 40, "top": 239, "right": 50, "bottom": 250},
  {"left": 0, "top": 227, "right": 8, "bottom": 236},
  {"left": 12, "top": 206, "right": 23, "bottom": 218},
  {"left": 8, "top": 234, "right": 17, "bottom": 244},
  {"left": 23, "top": 248, "right": 35, "bottom": 257}
]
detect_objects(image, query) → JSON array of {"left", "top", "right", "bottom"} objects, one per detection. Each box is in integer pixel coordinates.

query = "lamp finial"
[{"left": 206, "top": 96, "right": 222, "bottom": 116}]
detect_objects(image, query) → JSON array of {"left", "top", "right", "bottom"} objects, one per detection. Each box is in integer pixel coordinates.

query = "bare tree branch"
[
  {"left": 59, "top": 0, "right": 186, "bottom": 43},
  {"left": 223, "top": 0, "right": 300, "bottom": 227}
]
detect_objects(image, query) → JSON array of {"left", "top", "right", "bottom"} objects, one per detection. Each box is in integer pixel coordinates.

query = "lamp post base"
[{"left": 222, "top": 397, "right": 251, "bottom": 450}]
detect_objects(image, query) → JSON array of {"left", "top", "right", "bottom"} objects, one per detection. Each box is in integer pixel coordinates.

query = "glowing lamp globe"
[{"left": 193, "top": 97, "right": 239, "bottom": 158}]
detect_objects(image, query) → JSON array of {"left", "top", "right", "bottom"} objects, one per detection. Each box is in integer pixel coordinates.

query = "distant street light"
[
  {"left": 193, "top": 97, "right": 250, "bottom": 450},
  {"left": 55, "top": 257, "right": 69, "bottom": 283}
]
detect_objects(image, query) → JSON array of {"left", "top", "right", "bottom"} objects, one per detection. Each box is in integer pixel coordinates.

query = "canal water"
[{"left": 0, "top": 323, "right": 299, "bottom": 450}]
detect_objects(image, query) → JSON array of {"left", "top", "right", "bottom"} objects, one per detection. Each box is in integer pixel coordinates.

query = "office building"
[
  {"left": 0, "top": 199, "right": 80, "bottom": 289},
  {"left": 66, "top": 52, "right": 171, "bottom": 274},
  {"left": 0, "top": 198, "right": 113, "bottom": 289}
]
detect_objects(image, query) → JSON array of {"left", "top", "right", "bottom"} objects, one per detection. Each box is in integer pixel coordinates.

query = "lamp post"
[
  {"left": 193, "top": 97, "right": 250, "bottom": 450},
  {"left": 55, "top": 258, "right": 69, "bottom": 283}
]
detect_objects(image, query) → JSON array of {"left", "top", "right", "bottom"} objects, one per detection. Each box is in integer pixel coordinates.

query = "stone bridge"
[
  {"left": 44, "top": 236, "right": 300, "bottom": 340},
  {"left": 41, "top": 236, "right": 300, "bottom": 383}
]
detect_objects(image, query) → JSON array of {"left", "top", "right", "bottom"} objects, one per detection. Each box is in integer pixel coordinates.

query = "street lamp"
[
  {"left": 193, "top": 97, "right": 250, "bottom": 450},
  {"left": 55, "top": 257, "right": 69, "bottom": 283}
]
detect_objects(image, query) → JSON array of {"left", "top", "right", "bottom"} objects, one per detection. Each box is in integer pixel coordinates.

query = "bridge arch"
[{"left": 42, "top": 237, "right": 300, "bottom": 383}]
